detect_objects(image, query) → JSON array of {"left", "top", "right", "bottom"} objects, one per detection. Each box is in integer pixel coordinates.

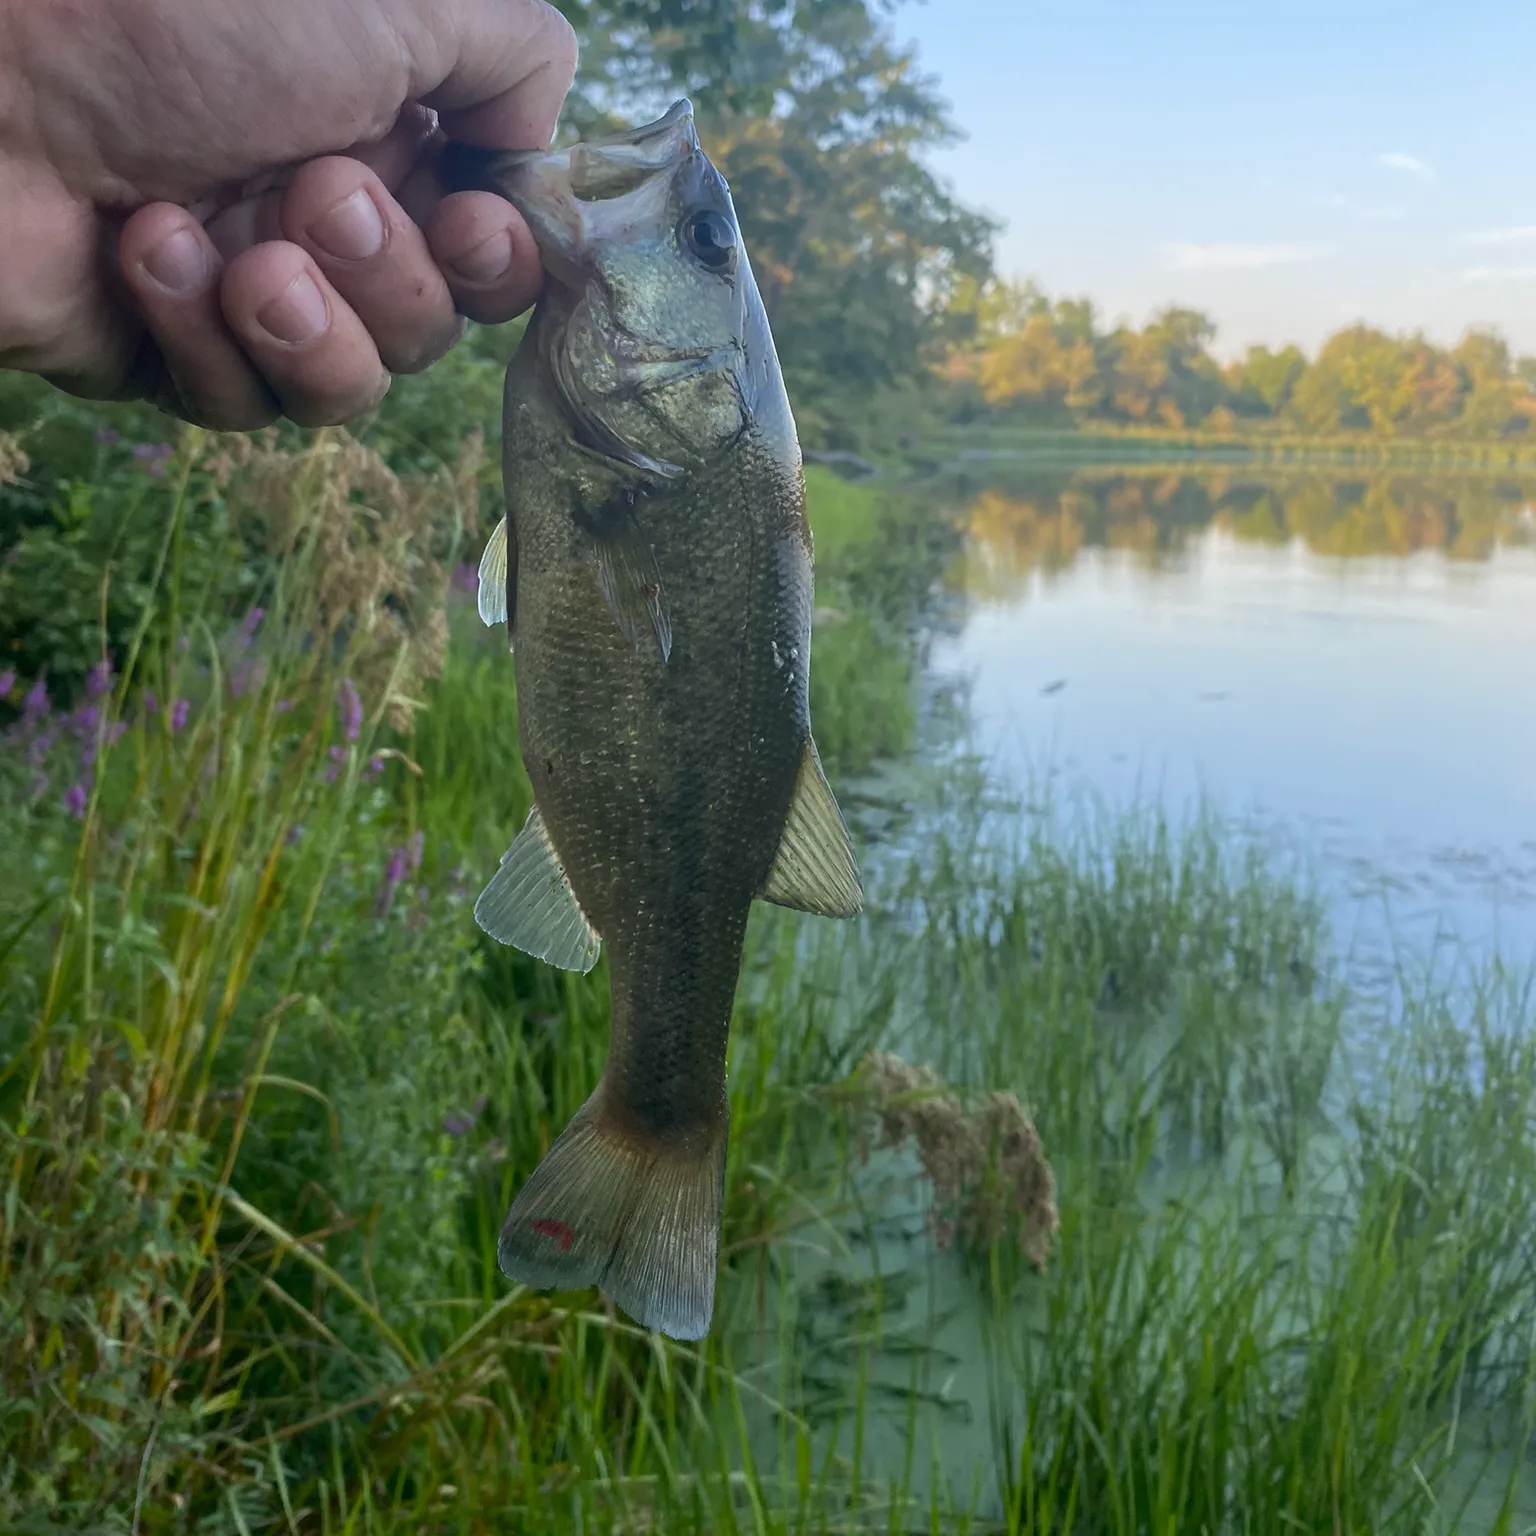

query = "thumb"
[{"left": 409, "top": 0, "right": 579, "bottom": 150}]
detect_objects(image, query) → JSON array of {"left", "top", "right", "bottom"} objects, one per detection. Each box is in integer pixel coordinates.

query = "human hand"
[{"left": 0, "top": 0, "right": 576, "bottom": 428}]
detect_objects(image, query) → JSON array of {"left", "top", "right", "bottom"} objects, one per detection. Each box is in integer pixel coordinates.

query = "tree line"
[{"left": 941, "top": 280, "right": 1536, "bottom": 440}]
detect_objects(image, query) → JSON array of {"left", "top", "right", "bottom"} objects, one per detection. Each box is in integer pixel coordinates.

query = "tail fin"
[{"left": 498, "top": 1090, "right": 726, "bottom": 1341}]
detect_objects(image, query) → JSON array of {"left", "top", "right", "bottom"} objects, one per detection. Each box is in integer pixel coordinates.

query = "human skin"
[{"left": 0, "top": 0, "right": 577, "bottom": 428}]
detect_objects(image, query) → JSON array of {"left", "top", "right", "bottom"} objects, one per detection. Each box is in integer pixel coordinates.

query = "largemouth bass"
[{"left": 447, "top": 101, "right": 862, "bottom": 1341}]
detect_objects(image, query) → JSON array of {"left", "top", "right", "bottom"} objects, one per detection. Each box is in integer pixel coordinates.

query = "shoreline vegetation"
[
  {"left": 917, "top": 422, "right": 1536, "bottom": 473},
  {"left": 1, "top": 426, "right": 1533, "bottom": 1531}
]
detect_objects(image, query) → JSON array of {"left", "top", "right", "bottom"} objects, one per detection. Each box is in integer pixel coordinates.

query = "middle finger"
[{"left": 280, "top": 157, "right": 463, "bottom": 376}]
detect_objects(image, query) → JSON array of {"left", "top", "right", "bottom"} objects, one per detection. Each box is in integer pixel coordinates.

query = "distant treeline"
[{"left": 941, "top": 281, "right": 1536, "bottom": 441}]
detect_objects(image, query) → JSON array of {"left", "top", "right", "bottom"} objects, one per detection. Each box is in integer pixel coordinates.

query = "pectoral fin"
[
  {"left": 477, "top": 516, "right": 516, "bottom": 632},
  {"left": 475, "top": 805, "right": 601, "bottom": 972},
  {"left": 583, "top": 495, "right": 673, "bottom": 664},
  {"left": 759, "top": 739, "right": 863, "bottom": 918}
]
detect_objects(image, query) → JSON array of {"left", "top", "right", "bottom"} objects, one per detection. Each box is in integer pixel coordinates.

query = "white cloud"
[
  {"left": 1378, "top": 152, "right": 1434, "bottom": 178},
  {"left": 1164, "top": 242, "right": 1326, "bottom": 272},
  {"left": 1462, "top": 265, "right": 1536, "bottom": 283},
  {"left": 1461, "top": 225, "right": 1536, "bottom": 246}
]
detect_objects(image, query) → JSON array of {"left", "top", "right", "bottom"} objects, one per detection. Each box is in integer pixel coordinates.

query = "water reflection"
[
  {"left": 925, "top": 465, "right": 1536, "bottom": 974},
  {"left": 950, "top": 469, "right": 1536, "bottom": 600}
]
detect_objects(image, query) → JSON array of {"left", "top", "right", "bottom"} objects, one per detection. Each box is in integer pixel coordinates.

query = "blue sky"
[{"left": 891, "top": 0, "right": 1536, "bottom": 357}]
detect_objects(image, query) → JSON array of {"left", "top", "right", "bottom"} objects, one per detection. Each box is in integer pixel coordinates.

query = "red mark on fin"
[{"left": 531, "top": 1218, "right": 575, "bottom": 1252}]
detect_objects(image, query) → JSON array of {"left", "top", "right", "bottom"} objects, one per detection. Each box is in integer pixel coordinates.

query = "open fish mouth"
[{"left": 439, "top": 100, "right": 706, "bottom": 286}]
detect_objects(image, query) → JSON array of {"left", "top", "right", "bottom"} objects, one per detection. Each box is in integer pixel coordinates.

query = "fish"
[{"left": 444, "top": 101, "right": 862, "bottom": 1341}]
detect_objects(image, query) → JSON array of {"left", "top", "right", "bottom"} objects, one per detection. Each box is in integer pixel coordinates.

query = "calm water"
[
  {"left": 742, "top": 466, "right": 1536, "bottom": 1521},
  {"left": 927, "top": 464, "right": 1536, "bottom": 975}
]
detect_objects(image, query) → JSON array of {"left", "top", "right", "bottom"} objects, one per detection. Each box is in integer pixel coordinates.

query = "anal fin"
[
  {"left": 759, "top": 738, "right": 863, "bottom": 918},
  {"left": 474, "top": 805, "right": 601, "bottom": 972}
]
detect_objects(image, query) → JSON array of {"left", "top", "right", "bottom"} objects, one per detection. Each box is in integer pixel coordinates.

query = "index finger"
[{"left": 406, "top": 0, "right": 578, "bottom": 150}]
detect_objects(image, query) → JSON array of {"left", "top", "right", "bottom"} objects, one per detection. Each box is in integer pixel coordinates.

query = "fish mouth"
[{"left": 440, "top": 100, "right": 703, "bottom": 287}]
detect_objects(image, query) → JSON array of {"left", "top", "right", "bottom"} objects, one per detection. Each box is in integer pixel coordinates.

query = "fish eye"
[{"left": 682, "top": 208, "right": 737, "bottom": 273}]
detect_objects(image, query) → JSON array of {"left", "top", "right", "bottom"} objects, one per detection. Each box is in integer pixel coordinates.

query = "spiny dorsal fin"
[
  {"left": 474, "top": 805, "right": 601, "bottom": 972},
  {"left": 478, "top": 516, "right": 515, "bottom": 631},
  {"left": 759, "top": 738, "right": 863, "bottom": 918}
]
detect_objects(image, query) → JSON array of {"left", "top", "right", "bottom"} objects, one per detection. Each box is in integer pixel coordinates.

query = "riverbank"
[
  {"left": 2, "top": 431, "right": 1533, "bottom": 1532},
  {"left": 916, "top": 423, "right": 1536, "bottom": 474}
]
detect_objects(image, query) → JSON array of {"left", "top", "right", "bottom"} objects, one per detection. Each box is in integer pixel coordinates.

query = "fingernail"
[
  {"left": 141, "top": 227, "right": 209, "bottom": 294},
  {"left": 257, "top": 272, "right": 328, "bottom": 345},
  {"left": 448, "top": 227, "right": 513, "bottom": 285},
  {"left": 308, "top": 188, "right": 385, "bottom": 261}
]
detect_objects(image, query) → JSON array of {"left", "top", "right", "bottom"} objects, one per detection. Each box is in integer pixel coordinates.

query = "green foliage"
[
  {"left": 953, "top": 278, "right": 1536, "bottom": 441},
  {"left": 800, "top": 465, "right": 958, "bottom": 775},
  {"left": 803, "top": 464, "right": 883, "bottom": 563}
]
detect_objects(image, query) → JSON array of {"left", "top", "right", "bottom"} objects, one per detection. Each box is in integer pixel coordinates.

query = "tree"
[
  {"left": 553, "top": 0, "right": 996, "bottom": 449},
  {"left": 1227, "top": 345, "right": 1306, "bottom": 418},
  {"left": 1453, "top": 330, "right": 1524, "bottom": 436}
]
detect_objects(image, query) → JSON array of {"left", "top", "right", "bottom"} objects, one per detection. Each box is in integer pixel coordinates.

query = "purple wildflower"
[
  {"left": 143, "top": 690, "right": 158, "bottom": 716},
  {"left": 322, "top": 744, "right": 348, "bottom": 783},
  {"left": 275, "top": 698, "right": 293, "bottom": 713},
  {"left": 240, "top": 606, "right": 265, "bottom": 641},
  {"left": 23, "top": 679, "right": 49, "bottom": 724},
  {"left": 94, "top": 427, "right": 120, "bottom": 447},
  {"left": 69, "top": 705, "right": 100, "bottom": 740},
  {"left": 132, "top": 441, "right": 174, "bottom": 478},
  {"left": 337, "top": 678, "right": 363, "bottom": 743},
  {"left": 64, "top": 783, "right": 88, "bottom": 819},
  {"left": 170, "top": 698, "right": 190, "bottom": 733},
  {"left": 365, "top": 755, "right": 385, "bottom": 778},
  {"left": 85, "top": 659, "right": 113, "bottom": 699},
  {"left": 407, "top": 830, "right": 425, "bottom": 875},
  {"left": 444, "top": 1095, "right": 487, "bottom": 1136},
  {"left": 374, "top": 844, "right": 410, "bottom": 917},
  {"left": 26, "top": 727, "right": 56, "bottom": 766},
  {"left": 0, "top": 670, "right": 14, "bottom": 698}
]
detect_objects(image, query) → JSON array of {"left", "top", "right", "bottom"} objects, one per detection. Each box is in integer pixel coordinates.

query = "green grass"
[{"left": 2, "top": 431, "right": 1535, "bottom": 1532}]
